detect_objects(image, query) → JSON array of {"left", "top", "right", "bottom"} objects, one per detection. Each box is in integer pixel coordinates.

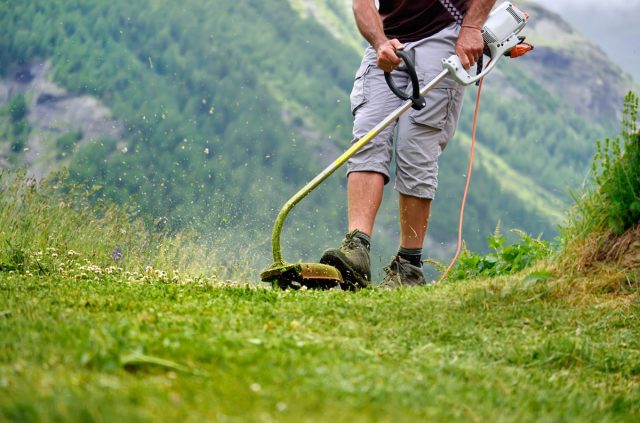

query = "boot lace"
[
  {"left": 341, "top": 232, "right": 362, "bottom": 251},
  {"left": 381, "top": 259, "right": 403, "bottom": 286}
]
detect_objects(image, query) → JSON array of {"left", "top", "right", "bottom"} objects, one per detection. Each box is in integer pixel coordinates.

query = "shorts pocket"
[
  {"left": 409, "top": 86, "right": 454, "bottom": 130},
  {"left": 350, "top": 63, "right": 372, "bottom": 115}
]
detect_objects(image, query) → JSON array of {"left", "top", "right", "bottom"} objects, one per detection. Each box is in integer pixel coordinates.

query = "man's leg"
[
  {"left": 321, "top": 46, "right": 404, "bottom": 289},
  {"left": 319, "top": 171, "right": 383, "bottom": 289},
  {"left": 398, "top": 193, "right": 432, "bottom": 249},
  {"left": 381, "top": 24, "right": 466, "bottom": 288},
  {"left": 378, "top": 192, "right": 433, "bottom": 288},
  {"left": 347, "top": 171, "right": 385, "bottom": 236}
]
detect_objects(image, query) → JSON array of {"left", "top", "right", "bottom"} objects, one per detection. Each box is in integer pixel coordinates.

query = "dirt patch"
[{"left": 605, "top": 225, "right": 640, "bottom": 269}]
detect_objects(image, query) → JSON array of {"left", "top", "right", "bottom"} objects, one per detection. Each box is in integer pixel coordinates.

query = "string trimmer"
[{"left": 260, "top": 1, "right": 533, "bottom": 289}]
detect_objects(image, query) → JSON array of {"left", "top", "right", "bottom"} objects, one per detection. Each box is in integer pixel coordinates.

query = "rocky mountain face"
[
  {"left": 0, "top": 62, "right": 122, "bottom": 178},
  {"left": 518, "top": 2, "right": 635, "bottom": 126}
]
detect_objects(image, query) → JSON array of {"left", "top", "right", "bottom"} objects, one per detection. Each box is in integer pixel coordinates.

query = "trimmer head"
[{"left": 260, "top": 262, "right": 343, "bottom": 290}]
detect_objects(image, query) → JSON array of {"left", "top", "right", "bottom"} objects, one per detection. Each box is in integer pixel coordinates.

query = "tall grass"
[
  {"left": 0, "top": 169, "right": 231, "bottom": 280},
  {"left": 559, "top": 92, "right": 640, "bottom": 273}
]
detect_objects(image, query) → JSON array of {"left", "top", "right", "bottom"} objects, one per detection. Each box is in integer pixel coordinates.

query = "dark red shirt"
[{"left": 379, "top": 0, "right": 470, "bottom": 42}]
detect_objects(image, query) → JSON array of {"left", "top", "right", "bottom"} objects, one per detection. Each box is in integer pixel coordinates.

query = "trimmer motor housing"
[{"left": 443, "top": 2, "right": 529, "bottom": 85}]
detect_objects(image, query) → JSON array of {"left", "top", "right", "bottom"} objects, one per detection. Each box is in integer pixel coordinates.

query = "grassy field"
[
  {"left": 1, "top": 167, "right": 638, "bottom": 422},
  {"left": 1, "top": 260, "right": 638, "bottom": 422}
]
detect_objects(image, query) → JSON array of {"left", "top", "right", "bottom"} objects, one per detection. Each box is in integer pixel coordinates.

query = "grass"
[
  {"left": 1, "top": 151, "right": 638, "bottom": 421},
  {"left": 1, "top": 260, "right": 639, "bottom": 422},
  {"left": 0, "top": 169, "right": 253, "bottom": 281}
]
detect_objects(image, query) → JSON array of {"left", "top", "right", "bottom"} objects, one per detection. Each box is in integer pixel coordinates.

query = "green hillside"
[{"left": 0, "top": 0, "right": 619, "bottom": 272}]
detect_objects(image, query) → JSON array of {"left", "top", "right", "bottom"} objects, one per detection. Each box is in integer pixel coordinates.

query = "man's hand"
[
  {"left": 456, "top": 0, "right": 496, "bottom": 69},
  {"left": 376, "top": 38, "right": 404, "bottom": 72},
  {"left": 455, "top": 26, "right": 484, "bottom": 69},
  {"left": 352, "top": 0, "right": 405, "bottom": 72}
]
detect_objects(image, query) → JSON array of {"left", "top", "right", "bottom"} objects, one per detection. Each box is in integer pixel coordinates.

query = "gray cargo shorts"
[{"left": 347, "top": 22, "right": 466, "bottom": 199}]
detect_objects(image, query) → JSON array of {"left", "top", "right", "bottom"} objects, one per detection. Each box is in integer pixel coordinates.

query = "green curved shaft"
[{"left": 270, "top": 70, "right": 449, "bottom": 265}]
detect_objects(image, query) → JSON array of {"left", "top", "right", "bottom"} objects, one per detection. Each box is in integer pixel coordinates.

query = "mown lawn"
[{"left": 1, "top": 271, "right": 639, "bottom": 422}]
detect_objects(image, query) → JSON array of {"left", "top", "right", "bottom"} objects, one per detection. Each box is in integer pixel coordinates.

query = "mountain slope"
[{"left": 517, "top": 1, "right": 635, "bottom": 126}]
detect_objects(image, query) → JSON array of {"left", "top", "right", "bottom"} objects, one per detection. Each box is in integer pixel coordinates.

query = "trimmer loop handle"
[{"left": 384, "top": 50, "right": 426, "bottom": 110}]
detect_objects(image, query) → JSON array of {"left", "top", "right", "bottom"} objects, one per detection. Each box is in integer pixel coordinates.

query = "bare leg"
[
  {"left": 347, "top": 171, "right": 385, "bottom": 236},
  {"left": 398, "top": 193, "right": 432, "bottom": 249}
]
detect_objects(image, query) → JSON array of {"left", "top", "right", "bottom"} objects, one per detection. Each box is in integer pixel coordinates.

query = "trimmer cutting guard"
[{"left": 260, "top": 262, "right": 342, "bottom": 290}]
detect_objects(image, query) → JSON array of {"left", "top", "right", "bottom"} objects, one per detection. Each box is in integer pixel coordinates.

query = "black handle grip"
[{"left": 384, "top": 50, "right": 426, "bottom": 110}]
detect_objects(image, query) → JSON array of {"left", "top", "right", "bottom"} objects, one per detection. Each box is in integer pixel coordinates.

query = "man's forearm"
[
  {"left": 352, "top": 0, "right": 387, "bottom": 50},
  {"left": 352, "top": 0, "right": 403, "bottom": 72},
  {"left": 461, "top": 0, "right": 496, "bottom": 30},
  {"left": 455, "top": 0, "right": 496, "bottom": 68}
]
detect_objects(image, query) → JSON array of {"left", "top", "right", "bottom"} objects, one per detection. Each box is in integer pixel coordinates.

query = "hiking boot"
[
  {"left": 320, "top": 230, "right": 371, "bottom": 290},
  {"left": 379, "top": 256, "right": 426, "bottom": 289}
]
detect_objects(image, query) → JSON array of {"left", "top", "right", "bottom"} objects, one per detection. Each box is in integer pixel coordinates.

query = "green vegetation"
[
  {"left": 2, "top": 270, "right": 638, "bottom": 422},
  {"left": 560, "top": 92, "right": 640, "bottom": 273},
  {"left": 55, "top": 130, "right": 82, "bottom": 159},
  {"left": 1, "top": 3, "right": 638, "bottom": 420},
  {"left": 1, "top": 94, "right": 638, "bottom": 420},
  {"left": 0, "top": 0, "right": 610, "bottom": 265},
  {"left": 445, "top": 225, "right": 553, "bottom": 281},
  {"left": 443, "top": 93, "right": 639, "bottom": 283},
  {"left": 2, "top": 0, "right": 357, "bottom": 253},
  {"left": 592, "top": 92, "right": 640, "bottom": 235},
  {"left": 0, "top": 94, "right": 31, "bottom": 156},
  {"left": 7, "top": 94, "right": 27, "bottom": 122},
  {"left": 0, "top": 169, "right": 231, "bottom": 279},
  {"left": 1, "top": 135, "right": 639, "bottom": 419}
]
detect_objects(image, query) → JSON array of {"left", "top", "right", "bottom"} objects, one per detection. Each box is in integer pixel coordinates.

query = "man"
[{"left": 320, "top": 0, "right": 495, "bottom": 288}]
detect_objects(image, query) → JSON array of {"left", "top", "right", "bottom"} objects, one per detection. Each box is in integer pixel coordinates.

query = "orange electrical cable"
[{"left": 437, "top": 76, "right": 484, "bottom": 284}]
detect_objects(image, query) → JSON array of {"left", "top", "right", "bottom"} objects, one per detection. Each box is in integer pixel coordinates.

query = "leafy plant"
[
  {"left": 447, "top": 224, "right": 552, "bottom": 281},
  {"left": 591, "top": 91, "right": 640, "bottom": 235}
]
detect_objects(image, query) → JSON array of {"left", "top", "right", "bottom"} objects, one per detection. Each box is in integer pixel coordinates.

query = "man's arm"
[
  {"left": 352, "top": 0, "right": 403, "bottom": 72},
  {"left": 456, "top": 0, "right": 496, "bottom": 69}
]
